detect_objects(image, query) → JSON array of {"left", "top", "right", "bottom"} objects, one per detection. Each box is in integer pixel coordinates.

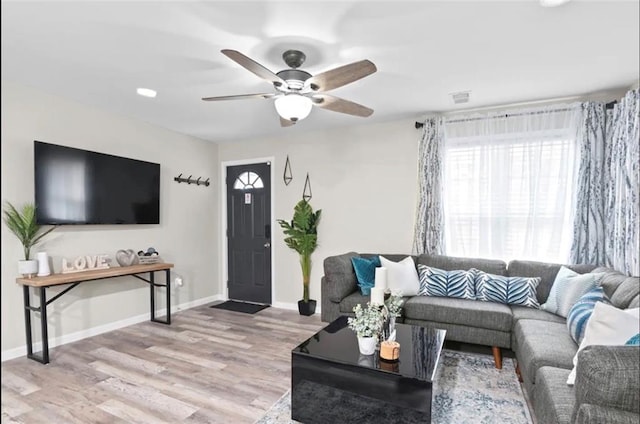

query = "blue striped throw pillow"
[
  {"left": 474, "top": 270, "right": 540, "bottom": 308},
  {"left": 626, "top": 333, "right": 640, "bottom": 346},
  {"left": 566, "top": 286, "right": 610, "bottom": 345},
  {"left": 417, "top": 264, "right": 475, "bottom": 300}
]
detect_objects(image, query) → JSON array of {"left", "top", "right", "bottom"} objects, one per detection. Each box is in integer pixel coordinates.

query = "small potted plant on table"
[
  {"left": 348, "top": 302, "right": 384, "bottom": 355},
  {"left": 3, "top": 202, "right": 55, "bottom": 278},
  {"left": 277, "top": 199, "right": 322, "bottom": 316}
]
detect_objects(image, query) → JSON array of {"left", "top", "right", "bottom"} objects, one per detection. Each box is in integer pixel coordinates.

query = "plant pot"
[
  {"left": 18, "top": 260, "right": 39, "bottom": 278},
  {"left": 298, "top": 299, "right": 317, "bottom": 316},
  {"left": 357, "top": 336, "right": 377, "bottom": 355}
]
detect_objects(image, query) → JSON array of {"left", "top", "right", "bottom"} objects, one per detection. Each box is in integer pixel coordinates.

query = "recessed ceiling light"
[
  {"left": 539, "top": 0, "right": 571, "bottom": 7},
  {"left": 136, "top": 88, "right": 157, "bottom": 98}
]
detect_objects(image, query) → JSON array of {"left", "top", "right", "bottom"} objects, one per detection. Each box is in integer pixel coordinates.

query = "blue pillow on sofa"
[
  {"left": 351, "top": 256, "right": 381, "bottom": 296},
  {"left": 474, "top": 269, "right": 540, "bottom": 308},
  {"left": 626, "top": 333, "right": 640, "bottom": 346},
  {"left": 566, "top": 286, "right": 611, "bottom": 344},
  {"left": 417, "top": 264, "right": 475, "bottom": 300}
]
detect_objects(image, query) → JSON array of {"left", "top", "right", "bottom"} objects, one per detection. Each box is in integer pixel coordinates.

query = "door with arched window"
[{"left": 226, "top": 162, "right": 271, "bottom": 304}]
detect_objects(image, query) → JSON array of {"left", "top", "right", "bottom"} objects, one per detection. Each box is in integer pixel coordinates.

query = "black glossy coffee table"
[{"left": 291, "top": 316, "right": 446, "bottom": 424}]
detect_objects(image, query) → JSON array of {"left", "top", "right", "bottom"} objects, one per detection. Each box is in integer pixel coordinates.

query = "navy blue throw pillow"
[{"left": 351, "top": 256, "right": 381, "bottom": 296}]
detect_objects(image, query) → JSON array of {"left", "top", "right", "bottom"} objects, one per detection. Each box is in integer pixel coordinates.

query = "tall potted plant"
[
  {"left": 3, "top": 202, "right": 55, "bottom": 278},
  {"left": 277, "top": 199, "right": 322, "bottom": 316}
]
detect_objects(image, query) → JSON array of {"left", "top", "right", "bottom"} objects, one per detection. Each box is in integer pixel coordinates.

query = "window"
[
  {"left": 442, "top": 107, "right": 580, "bottom": 262},
  {"left": 233, "top": 171, "right": 264, "bottom": 190}
]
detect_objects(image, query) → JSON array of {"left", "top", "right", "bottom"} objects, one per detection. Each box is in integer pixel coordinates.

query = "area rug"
[
  {"left": 209, "top": 300, "right": 269, "bottom": 314},
  {"left": 254, "top": 349, "right": 533, "bottom": 424}
]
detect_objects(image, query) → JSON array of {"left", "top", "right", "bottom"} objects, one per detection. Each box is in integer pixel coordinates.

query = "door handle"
[{"left": 264, "top": 242, "right": 271, "bottom": 248}]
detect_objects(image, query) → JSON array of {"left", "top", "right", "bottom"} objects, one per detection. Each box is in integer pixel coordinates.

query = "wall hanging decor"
[
  {"left": 303, "top": 173, "right": 312, "bottom": 201},
  {"left": 283, "top": 155, "right": 293, "bottom": 185},
  {"left": 174, "top": 174, "right": 210, "bottom": 187}
]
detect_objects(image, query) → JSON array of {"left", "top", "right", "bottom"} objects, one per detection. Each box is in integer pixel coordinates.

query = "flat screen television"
[{"left": 34, "top": 141, "right": 160, "bottom": 225}]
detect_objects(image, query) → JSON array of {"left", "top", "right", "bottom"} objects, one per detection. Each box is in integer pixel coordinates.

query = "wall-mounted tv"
[{"left": 34, "top": 141, "right": 160, "bottom": 225}]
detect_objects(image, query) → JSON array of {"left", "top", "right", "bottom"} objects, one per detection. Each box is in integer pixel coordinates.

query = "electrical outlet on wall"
[{"left": 175, "top": 277, "right": 184, "bottom": 287}]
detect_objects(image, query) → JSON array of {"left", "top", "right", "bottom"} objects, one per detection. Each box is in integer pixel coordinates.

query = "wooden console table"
[{"left": 16, "top": 262, "right": 174, "bottom": 364}]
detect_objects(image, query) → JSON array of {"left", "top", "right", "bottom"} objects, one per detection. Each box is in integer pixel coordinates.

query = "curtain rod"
[
  {"left": 415, "top": 107, "right": 573, "bottom": 127},
  {"left": 415, "top": 100, "right": 619, "bottom": 129}
]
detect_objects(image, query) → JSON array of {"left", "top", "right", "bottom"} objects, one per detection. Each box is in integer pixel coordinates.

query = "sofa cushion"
[
  {"left": 510, "top": 305, "right": 566, "bottom": 325},
  {"left": 417, "top": 254, "right": 507, "bottom": 276},
  {"left": 417, "top": 264, "right": 475, "bottom": 300},
  {"left": 351, "top": 256, "right": 380, "bottom": 296},
  {"left": 475, "top": 270, "right": 540, "bottom": 308},
  {"left": 574, "top": 345, "right": 640, "bottom": 419},
  {"left": 507, "top": 260, "right": 596, "bottom": 305},
  {"left": 403, "top": 296, "right": 512, "bottom": 332},
  {"left": 514, "top": 319, "right": 577, "bottom": 386},
  {"left": 404, "top": 318, "right": 511, "bottom": 348},
  {"left": 339, "top": 291, "right": 368, "bottom": 315},
  {"left": 567, "top": 303, "right": 640, "bottom": 385},
  {"left": 534, "top": 366, "right": 575, "bottom": 424},
  {"left": 574, "top": 405, "right": 640, "bottom": 424},
  {"left": 324, "top": 252, "right": 360, "bottom": 303},
  {"left": 601, "top": 274, "right": 640, "bottom": 310}
]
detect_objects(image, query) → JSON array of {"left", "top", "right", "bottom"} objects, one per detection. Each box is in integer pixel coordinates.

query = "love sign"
[{"left": 62, "top": 255, "right": 110, "bottom": 274}]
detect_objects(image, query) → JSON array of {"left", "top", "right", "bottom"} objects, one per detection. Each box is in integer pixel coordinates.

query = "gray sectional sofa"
[{"left": 321, "top": 252, "right": 640, "bottom": 424}]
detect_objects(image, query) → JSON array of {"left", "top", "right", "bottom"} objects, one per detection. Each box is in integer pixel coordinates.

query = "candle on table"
[
  {"left": 371, "top": 287, "right": 385, "bottom": 306},
  {"left": 375, "top": 267, "right": 388, "bottom": 291}
]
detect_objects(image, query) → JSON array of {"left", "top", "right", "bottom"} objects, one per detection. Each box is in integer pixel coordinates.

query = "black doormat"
[{"left": 210, "top": 300, "right": 270, "bottom": 314}]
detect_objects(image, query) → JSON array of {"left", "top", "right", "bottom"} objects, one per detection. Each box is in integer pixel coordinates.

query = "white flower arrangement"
[
  {"left": 348, "top": 302, "right": 383, "bottom": 338},
  {"left": 385, "top": 292, "right": 405, "bottom": 318}
]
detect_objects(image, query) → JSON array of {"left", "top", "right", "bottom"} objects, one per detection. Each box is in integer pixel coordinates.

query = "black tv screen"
[{"left": 34, "top": 141, "right": 160, "bottom": 225}]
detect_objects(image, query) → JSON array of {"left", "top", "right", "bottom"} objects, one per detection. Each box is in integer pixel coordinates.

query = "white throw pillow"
[
  {"left": 379, "top": 256, "right": 420, "bottom": 296},
  {"left": 542, "top": 266, "right": 578, "bottom": 313},
  {"left": 566, "top": 302, "right": 640, "bottom": 385},
  {"left": 542, "top": 268, "right": 604, "bottom": 318}
]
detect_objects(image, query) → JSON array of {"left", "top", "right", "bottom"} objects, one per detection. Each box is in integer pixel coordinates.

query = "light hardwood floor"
[{"left": 1, "top": 304, "right": 324, "bottom": 423}]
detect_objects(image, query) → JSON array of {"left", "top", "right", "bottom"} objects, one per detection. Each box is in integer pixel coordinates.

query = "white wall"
[
  {"left": 1, "top": 81, "right": 220, "bottom": 356},
  {"left": 218, "top": 119, "right": 419, "bottom": 306}
]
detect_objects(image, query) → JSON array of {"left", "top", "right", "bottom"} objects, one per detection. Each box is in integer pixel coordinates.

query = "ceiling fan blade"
[
  {"left": 221, "top": 49, "right": 287, "bottom": 88},
  {"left": 280, "top": 117, "right": 296, "bottom": 127},
  {"left": 305, "top": 60, "right": 377, "bottom": 92},
  {"left": 202, "top": 93, "right": 276, "bottom": 101},
  {"left": 311, "top": 94, "right": 374, "bottom": 117}
]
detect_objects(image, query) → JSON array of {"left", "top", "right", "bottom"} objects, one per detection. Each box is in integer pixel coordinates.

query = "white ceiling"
[{"left": 2, "top": 1, "right": 638, "bottom": 143}]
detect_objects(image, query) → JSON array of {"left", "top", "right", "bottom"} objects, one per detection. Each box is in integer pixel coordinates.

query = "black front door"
[{"left": 226, "top": 163, "right": 272, "bottom": 304}]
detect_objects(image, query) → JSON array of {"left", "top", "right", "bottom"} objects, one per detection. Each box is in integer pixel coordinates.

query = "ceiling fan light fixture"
[
  {"left": 136, "top": 87, "right": 157, "bottom": 98},
  {"left": 274, "top": 94, "right": 312, "bottom": 122}
]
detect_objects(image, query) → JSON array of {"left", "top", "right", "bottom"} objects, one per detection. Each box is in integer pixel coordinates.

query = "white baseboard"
[{"left": 1, "top": 294, "right": 223, "bottom": 362}]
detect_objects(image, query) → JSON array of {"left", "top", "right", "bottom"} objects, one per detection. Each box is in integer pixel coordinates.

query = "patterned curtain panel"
[
  {"left": 572, "top": 89, "right": 639, "bottom": 275},
  {"left": 413, "top": 117, "right": 445, "bottom": 255},
  {"left": 570, "top": 102, "right": 607, "bottom": 266},
  {"left": 605, "top": 89, "right": 639, "bottom": 276}
]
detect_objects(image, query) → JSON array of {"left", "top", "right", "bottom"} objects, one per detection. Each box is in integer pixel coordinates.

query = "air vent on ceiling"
[{"left": 450, "top": 91, "right": 470, "bottom": 104}]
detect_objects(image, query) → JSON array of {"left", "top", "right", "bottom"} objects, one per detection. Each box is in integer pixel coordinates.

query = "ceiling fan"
[{"left": 202, "top": 49, "right": 377, "bottom": 127}]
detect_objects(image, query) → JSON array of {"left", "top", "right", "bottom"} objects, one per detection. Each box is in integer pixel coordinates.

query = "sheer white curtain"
[{"left": 442, "top": 104, "right": 582, "bottom": 263}]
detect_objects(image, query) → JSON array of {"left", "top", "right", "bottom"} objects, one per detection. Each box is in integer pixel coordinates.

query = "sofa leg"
[
  {"left": 492, "top": 346, "right": 502, "bottom": 369},
  {"left": 515, "top": 362, "right": 523, "bottom": 382}
]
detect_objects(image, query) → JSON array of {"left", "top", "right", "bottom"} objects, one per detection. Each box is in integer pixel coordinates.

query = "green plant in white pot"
[
  {"left": 3, "top": 202, "right": 55, "bottom": 278},
  {"left": 277, "top": 199, "right": 322, "bottom": 316}
]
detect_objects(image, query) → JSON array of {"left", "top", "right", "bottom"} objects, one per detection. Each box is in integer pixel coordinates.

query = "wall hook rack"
[{"left": 174, "top": 173, "right": 210, "bottom": 187}]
